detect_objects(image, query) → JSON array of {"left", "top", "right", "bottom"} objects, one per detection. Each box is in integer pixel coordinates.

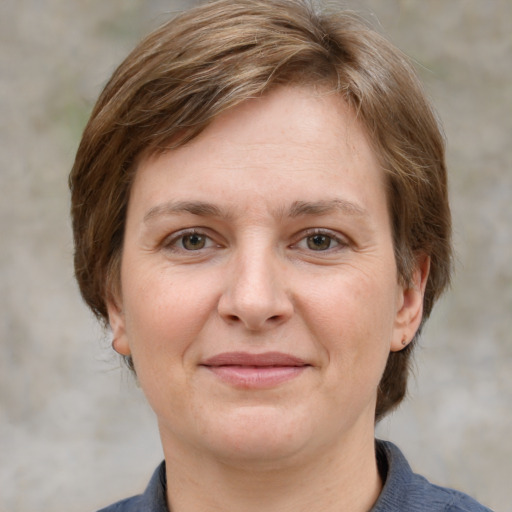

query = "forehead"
[{"left": 130, "top": 85, "right": 386, "bottom": 219}]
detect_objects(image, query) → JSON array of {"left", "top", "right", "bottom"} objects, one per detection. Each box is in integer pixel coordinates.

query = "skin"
[{"left": 108, "top": 86, "right": 428, "bottom": 512}]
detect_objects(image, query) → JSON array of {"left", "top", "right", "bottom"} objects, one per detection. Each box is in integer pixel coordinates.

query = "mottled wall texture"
[{"left": 1, "top": 1, "right": 510, "bottom": 511}]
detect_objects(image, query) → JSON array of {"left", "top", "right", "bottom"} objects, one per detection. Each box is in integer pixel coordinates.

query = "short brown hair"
[{"left": 70, "top": 0, "right": 452, "bottom": 421}]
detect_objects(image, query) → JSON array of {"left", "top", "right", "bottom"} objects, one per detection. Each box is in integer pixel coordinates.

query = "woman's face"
[{"left": 109, "top": 86, "right": 425, "bottom": 466}]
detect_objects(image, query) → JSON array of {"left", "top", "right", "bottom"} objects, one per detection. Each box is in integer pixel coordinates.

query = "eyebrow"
[
  {"left": 288, "top": 199, "right": 367, "bottom": 218},
  {"left": 143, "top": 200, "right": 227, "bottom": 223},
  {"left": 143, "top": 198, "right": 367, "bottom": 223}
]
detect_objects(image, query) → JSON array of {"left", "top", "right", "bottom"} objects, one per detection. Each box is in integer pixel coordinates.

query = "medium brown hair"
[{"left": 70, "top": 0, "right": 452, "bottom": 421}]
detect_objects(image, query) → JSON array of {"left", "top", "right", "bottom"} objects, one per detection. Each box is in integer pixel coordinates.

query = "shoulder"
[
  {"left": 412, "top": 477, "right": 494, "bottom": 512},
  {"left": 96, "top": 494, "right": 145, "bottom": 512},
  {"left": 373, "top": 440, "right": 493, "bottom": 512},
  {"left": 442, "top": 490, "right": 495, "bottom": 512},
  {"left": 96, "top": 461, "right": 168, "bottom": 512}
]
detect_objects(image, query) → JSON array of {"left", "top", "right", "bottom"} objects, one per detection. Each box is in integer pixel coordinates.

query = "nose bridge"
[{"left": 218, "top": 235, "right": 293, "bottom": 330}]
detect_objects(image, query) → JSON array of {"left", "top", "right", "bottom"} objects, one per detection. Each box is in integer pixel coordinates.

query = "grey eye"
[
  {"left": 306, "top": 234, "right": 333, "bottom": 251},
  {"left": 182, "top": 233, "right": 207, "bottom": 250}
]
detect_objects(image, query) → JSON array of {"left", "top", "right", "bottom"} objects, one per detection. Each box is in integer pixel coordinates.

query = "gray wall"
[{"left": 1, "top": 1, "right": 510, "bottom": 511}]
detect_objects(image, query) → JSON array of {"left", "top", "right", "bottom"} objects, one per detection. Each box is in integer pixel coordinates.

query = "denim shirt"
[{"left": 97, "top": 440, "right": 493, "bottom": 512}]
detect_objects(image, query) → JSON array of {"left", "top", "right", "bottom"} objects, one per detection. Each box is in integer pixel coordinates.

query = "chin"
[{"left": 200, "top": 405, "right": 317, "bottom": 466}]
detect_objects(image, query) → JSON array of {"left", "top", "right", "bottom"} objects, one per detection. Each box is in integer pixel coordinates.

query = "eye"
[
  {"left": 306, "top": 234, "right": 336, "bottom": 251},
  {"left": 181, "top": 233, "right": 208, "bottom": 250},
  {"left": 164, "top": 229, "right": 216, "bottom": 252},
  {"left": 294, "top": 229, "right": 347, "bottom": 252}
]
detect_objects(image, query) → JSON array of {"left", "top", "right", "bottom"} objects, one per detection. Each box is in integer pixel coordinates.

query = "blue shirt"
[{"left": 97, "top": 440, "right": 493, "bottom": 511}]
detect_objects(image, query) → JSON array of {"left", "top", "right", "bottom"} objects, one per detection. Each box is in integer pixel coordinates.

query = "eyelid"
[
  {"left": 159, "top": 226, "right": 350, "bottom": 253},
  {"left": 162, "top": 227, "right": 219, "bottom": 252},
  {"left": 292, "top": 228, "right": 350, "bottom": 251}
]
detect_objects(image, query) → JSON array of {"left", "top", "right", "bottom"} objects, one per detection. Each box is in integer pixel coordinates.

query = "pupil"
[
  {"left": 183, "top": 234, "right": 205, "bottom": 250},
  {"left": 308, "top": 234, "right": 330, "bottom": 250}
]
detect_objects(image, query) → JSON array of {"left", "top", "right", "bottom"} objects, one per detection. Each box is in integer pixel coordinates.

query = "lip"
[{"left": 200, "top": 351, "right": 311, "bottom": 389}]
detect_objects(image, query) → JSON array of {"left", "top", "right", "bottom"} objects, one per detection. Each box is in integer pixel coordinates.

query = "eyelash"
[
  {"left": 162, "top": 228, "right": 349, "bottom": 254},
  {"left": 163, "top": 229, "right": 218, "bottom": 252},
  {"left": 293, "top": 229, "right": 349, "bottom": 252}
]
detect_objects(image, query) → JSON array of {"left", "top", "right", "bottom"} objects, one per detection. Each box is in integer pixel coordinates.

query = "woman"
[{"left": 69, "top": 1, "right": 491, "bottom": 510}]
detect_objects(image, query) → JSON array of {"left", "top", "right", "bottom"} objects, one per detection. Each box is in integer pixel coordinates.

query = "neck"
[{"left": 161, "top": 429, "right": 382, "bottom": 512}]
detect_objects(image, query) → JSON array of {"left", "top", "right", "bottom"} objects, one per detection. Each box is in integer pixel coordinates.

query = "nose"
[{"left": 217, "top": 248, "right": 294, "bottom": 331}]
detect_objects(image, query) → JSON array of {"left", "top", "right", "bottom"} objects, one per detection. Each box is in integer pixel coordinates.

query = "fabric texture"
[{"left": 97, "top": 440, "right": 493, "bottom": 512}]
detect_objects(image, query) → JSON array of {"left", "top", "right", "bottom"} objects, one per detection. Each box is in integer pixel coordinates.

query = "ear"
[
  {"left": 107, "top": 297, "right": 131, "bottom": 356},
  {"left": 390, "top": 254, "right": 430, "bottom": 352}
]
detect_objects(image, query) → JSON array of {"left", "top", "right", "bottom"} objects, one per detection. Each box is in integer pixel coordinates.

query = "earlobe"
[
  {"left": 391, "top": 255, "right": 430, "bottom": 352},
  {"left": 107, "top": 298, "right": 131, "bottom": 356}
]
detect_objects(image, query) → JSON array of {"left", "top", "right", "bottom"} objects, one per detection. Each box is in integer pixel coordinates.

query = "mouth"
[{"left": 200, "top": 352, "right": 311, "bottom": 389}]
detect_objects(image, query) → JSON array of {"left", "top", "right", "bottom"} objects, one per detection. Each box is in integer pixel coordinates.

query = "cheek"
[
  {"left": 120, "top": 269, "right": 219, "bottom": 416},
  {"left": 298, "top": 263, "right": 398, "bottom": 369},
  {"left": 121, "top": 264, "right": 221, "bottom": 366}
]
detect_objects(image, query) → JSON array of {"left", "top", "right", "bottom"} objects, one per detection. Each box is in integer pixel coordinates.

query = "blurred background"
[{"left": 1, "top": 0, "right": 510, "bottom": 511}]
